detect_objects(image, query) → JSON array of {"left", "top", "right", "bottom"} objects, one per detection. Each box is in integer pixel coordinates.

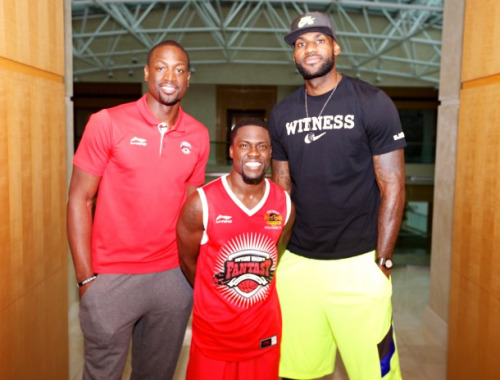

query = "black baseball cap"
[{"left": 285, "top": 12, "right": 337, "bottom": 45}]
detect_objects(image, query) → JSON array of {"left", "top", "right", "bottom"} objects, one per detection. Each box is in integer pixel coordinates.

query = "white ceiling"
[{"left": 71, "top": 0, "right": 443, "bottom": 85}]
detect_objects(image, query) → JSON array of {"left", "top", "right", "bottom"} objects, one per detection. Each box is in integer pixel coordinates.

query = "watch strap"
[{"left": 375, "top": 257, "right": 393, "bottom": 269}]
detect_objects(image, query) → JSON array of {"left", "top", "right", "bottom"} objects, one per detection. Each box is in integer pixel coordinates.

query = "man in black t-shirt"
[{"left": 270, "top": 11, "right": 406, "bottom": 380}]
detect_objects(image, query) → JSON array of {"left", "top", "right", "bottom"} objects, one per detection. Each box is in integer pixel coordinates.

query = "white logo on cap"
[{"left": 298, "top": 16, "right": 315, "bottom": 28}]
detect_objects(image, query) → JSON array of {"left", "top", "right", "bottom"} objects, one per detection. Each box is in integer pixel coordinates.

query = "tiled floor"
[{"left": 69, "top": 261, "right": 447, "bottom": 380}]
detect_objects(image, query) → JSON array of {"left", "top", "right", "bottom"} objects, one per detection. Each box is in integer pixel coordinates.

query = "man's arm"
[
  {"left": 373, "top": 149, "right": 406, "bottom": 277},
  {"left": 277, "top": 202, "right": 295, "bottom": 257},
  {"left": 186, "top": 185, "right": 199, "bottom": 199},
  {"left": 67, "top": 165, "right": 101, "bottom": 297},
  {"left": 272, "top": 159, "right": 292, "bottom": 194},
  {"left": 176, "top": 192, "right": 204, "bottom": 287}
]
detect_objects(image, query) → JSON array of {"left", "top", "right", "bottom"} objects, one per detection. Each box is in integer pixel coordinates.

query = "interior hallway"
[{"left": 69, "top": 258, "right": 447, "bottom": 380}]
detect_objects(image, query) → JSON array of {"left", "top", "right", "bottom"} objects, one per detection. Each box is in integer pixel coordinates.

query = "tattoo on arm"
[{"left": 272, "top": 160, "right": 291, "bottom": 194}]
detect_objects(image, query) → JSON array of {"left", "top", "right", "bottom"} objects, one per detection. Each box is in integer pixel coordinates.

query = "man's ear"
[{"left": 333, "top": 41, "right": 341, "bottom": 56}]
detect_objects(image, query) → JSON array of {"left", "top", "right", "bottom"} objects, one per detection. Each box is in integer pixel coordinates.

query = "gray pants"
[{"left": 79, "top": 268, "right": 193, "bottom": 380}]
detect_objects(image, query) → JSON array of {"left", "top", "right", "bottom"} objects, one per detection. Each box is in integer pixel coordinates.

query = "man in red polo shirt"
[{"left": 67, "top": 40, "right": 209, "bottom": 380}]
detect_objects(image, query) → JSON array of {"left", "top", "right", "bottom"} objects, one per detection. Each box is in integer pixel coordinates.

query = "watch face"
[{"left": 384, "top": 259, "right": 393, "bottom": 269}]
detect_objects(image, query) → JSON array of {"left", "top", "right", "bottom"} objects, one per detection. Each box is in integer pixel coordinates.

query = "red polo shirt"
[{"left": 74, "top": 95, "right": 210, "bottom": 273}]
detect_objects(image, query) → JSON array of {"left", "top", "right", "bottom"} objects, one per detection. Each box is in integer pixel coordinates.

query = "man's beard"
[
  {"left": 242, "top": 169, "right": 266, "bottom": 185},
  {"left": 159, "top": 93, "right": 180, "bottom": 106},
  {"left": 296, "top": 54, "right": 335, "bottom": 80}
]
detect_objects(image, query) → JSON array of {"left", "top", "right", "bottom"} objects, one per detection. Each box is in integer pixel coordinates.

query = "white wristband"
[{"left": 77, "top": 274, "right": 97, "bottom": 288}]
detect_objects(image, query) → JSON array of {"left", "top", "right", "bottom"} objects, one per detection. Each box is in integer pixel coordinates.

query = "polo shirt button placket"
[{"left": 158, "top": 122, "right": 168, "bottom": 156}]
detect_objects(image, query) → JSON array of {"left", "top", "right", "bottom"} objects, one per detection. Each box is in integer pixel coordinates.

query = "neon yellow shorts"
[{"left": 276, "top": 250, "right": 402, "bottom": 380}]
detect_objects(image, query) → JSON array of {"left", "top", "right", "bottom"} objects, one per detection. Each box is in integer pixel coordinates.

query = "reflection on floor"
[{"left": 69, "top": 259, "right": 446, "bottom": 379}]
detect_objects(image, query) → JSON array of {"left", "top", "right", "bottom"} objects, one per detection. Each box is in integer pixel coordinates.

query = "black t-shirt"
[{"left": 269, "top": 75, "right": 407, "bottom": 260}]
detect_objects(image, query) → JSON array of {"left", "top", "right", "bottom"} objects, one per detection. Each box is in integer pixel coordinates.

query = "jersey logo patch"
[
  {"left": 213, "top": 233, "right": 277, "bottom": 308},
  {"left": 216, "top": 215, "right": 233, "bottom": 224},
  {"left": 260, "top": 335, "right": 278, "bottom": 349},
  {"left": 264, "top": 210, "right": 283, "bottom": 229}
]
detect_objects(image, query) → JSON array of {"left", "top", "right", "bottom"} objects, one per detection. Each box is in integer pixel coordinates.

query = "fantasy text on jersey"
[{"left": 212, "top": 230, "right": 279, "bottom": 309}]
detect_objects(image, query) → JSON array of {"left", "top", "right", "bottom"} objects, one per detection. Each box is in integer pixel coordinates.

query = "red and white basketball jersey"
[{"left": 192, "top": 175, "right": 291, "bottom": 361}]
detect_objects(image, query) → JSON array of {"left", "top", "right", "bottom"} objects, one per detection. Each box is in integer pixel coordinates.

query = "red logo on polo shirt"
[{"left": 180, "top": 141, "right": 192, "bottom": 154}]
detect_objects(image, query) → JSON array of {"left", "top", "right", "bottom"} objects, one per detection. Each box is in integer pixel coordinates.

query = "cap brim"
[{"left": 285, "top": 26, "right": 336, "bottom": 45}]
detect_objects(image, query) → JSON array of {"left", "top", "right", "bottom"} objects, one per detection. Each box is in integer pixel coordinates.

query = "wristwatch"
[{"left": 376, "top": 257, "right": 393, "bottom": 270}]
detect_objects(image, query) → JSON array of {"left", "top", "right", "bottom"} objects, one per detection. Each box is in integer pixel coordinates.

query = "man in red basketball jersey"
[{"left": 177, "top": 118, "right": 295, "bottom": 380}]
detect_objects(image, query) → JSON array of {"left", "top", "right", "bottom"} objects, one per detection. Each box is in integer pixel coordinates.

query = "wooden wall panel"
[
  {"left": 453, "top": 85, "right": 500, "bottom": 289},
  {"left": 461, "top": 0, "right": 500, "bottom": 82},
  {"left": 448, "top": 270, "right": 500, "bottom": 380},
  {"left": 0, "top": 0, "right": 64, "bottom": 76},
  {"left": 0, "top": 0, "right": 67, "bottom": 378},
  {"left": 1, "top": 70, "right": 67, "bottom": 304},
  {"left": 448, "top": 72, "right": 500, "bottom": 378},
  {"left": 0, "top": 67, "right": 68, "bottom": 380},
  {"left": 0, "top": 270, "right": 67, "bottom": 378}
]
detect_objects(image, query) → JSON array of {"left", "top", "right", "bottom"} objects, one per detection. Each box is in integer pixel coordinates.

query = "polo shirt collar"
[{"left": 138, "top": 94, "right": 186, "bottom": 132}]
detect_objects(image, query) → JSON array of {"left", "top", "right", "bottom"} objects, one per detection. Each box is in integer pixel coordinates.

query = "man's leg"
[
  {"left": 130, "top": 268, "right": 193, "bottom": 380},
  {"left": 278, "top": 251, "right": 402, "bottom": 380},
  {"left": 277, "top": 251, "right": 337, "bottom": 379},
  {"left": 324, "top": 252, "right": 402, "bottom": 380},
  {"left": 79, "top": 274, "right": 140, "bottom": 380}
]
